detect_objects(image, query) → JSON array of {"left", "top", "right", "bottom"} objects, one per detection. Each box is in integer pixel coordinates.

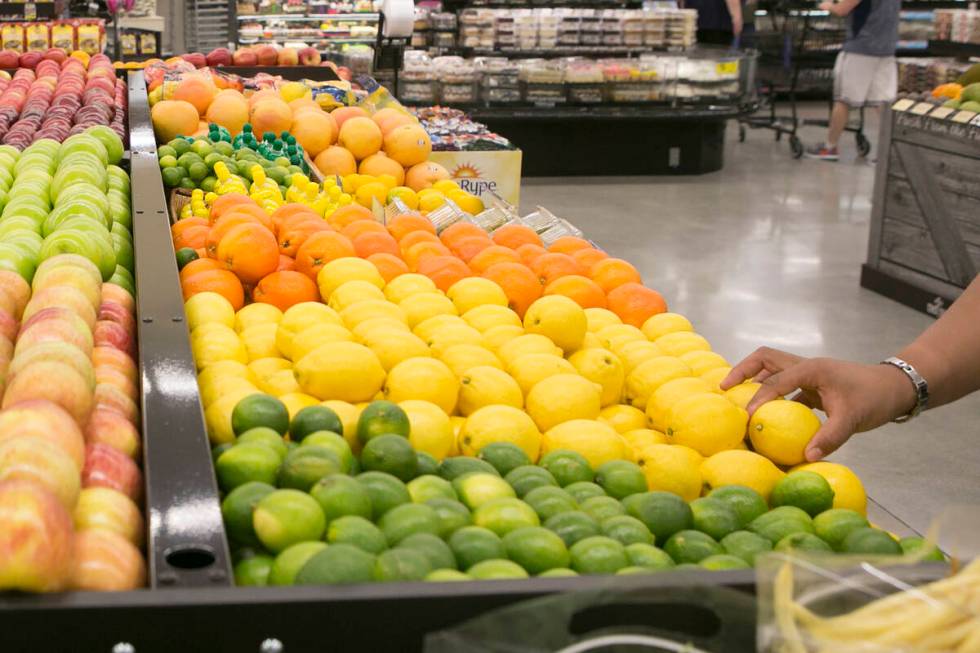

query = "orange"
[
  {"left": 387, "top": 213, "right": 435, "bottom": 241},
  {"left": 253, "top": 271, "right": 320, "bottom": 311},
  {"left": 544, "top": 275, "right": 607, "bottom": 309},
  {"left": 173, "top": 224, "right": 209, "bottom": 251},
  {"left": 482, "top": 262, "right": 542, "bottom": 317},
  {"left": 150, "top": 100, "right": 200, "bottom": 142},
  {"left": 353, "top": 231, "right": 400, "bottom": 258},
  {"left": 247, "top": 89, "right": 279, "bottom": 109},
  {"left": 468, "top": 245, "right": 521, "bottom": 273},
  {"left": 205, "top": 213, "right": 263, "bottom": 257},
  {"left": 181, "top": 269, "right": 245, "bottom": 311},
  {"left": 372, "top": 107, "right": 415, "bottom": 135},
  {"left": 250, "top": 98, "right": 293, "bottom": 137},
  {"left": 492, "top": 224, "right": 542, "bottom": 249},
  {"left": 341, "top": 219, "right": 388, "bottom": 241},
  {"left": 277, "top": 255, "right": 296, "bottom": 271},
  {"left": 338, "top": 116, "right": 383, "bottom": 160},
  {"left": 272, "top": 203, "right": 319, "bottom": 230},
  {"left": 290, "top": 110, "right": 336, "bottom": 157},
  {"left": 450, "top": 235, "right": 492, "bottom": 263},
  {"left": 367, "top": 252, "right": 409, "bottom": 282},
  {"left": 572, "top": 247, "right": 608, "bottom": 271},
  {"left": 330, "top": 106, "right": 369, "bottom": 129},
  {"left": 220, "top": 202, "right": 274, "bottom": 232},
  {"left": 314, "top": 145, "right": 357, "bottom": 177},
  {"left": 326, "top": 204, "right": 375, "bottom": 230},
  {"left": 440, "top": 222, "right": 487, "bottom": 249},
  {"left": 172, "top": 216, "right": 208, "bottom": 243},
  {"left": 209, "top": 193, "right": 254, "bottom": 222},
  {"left": 216, "top": 223, "right": 280, "bottom": 284},
  {"left": 417, "top": 255, "right": 472, "bottom": 292},
  {"left": 382, "top": 123, "right": 432, "bottom": 167},
  {"left": 173, "top": 76, "right": 216, "bottom": 115},
  {"left": 278, "top": 218, "right": 329, "bottom": 258},
  {"left": 294, "top": 231, "right": 356, "bottom": 279},
  {"left": 606, "top": 283, "right": 667, "bottom": 328},
  {"left": 404, "top": 241, "right": 451, "bottom": 271},
  {"left": 530, "top": 252, "right": 585, "bottom": 286},
  {"left": 400, "top": 230, "right": 441, "bottom": 254},
  {"left": 590, "top": 258, "right": 642, "bottom": 294},
  {"left": 180, "top": 257, "right": 222, "bottom": 283},
  {"left": 358, "top": 152, "right": 406, "bottom": 186},
  {"left": 516, "top": 243, "right": 547, "bottom": 266},
  {"left": 205, "top": 89, "right": 248, "bottom": 135},
  {"left": 548, "top": 236, "right": 592, "bottom": 255}
]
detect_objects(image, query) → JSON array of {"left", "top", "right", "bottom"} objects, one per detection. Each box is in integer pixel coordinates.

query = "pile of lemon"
[{"left": 340, "top": 174, "right": 485, "bottom": 215}]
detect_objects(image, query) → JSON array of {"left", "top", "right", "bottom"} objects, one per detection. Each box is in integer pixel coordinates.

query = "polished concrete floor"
[{"left": 518, "top": 106, "right": 980, "bottom": 547}]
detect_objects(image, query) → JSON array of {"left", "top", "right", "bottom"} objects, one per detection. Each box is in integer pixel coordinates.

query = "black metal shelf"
[
  {"left": 455, "top": 46, "right": 683, "bottom": 59},
  {"left": 0, "top": 1, "right": 55, "bottom": 19},
  {"left": 927, "top": 39, "right": 980, "bottom": 58}
]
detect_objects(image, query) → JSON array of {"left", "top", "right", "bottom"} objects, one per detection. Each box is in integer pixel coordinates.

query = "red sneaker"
[{"left": 804, "top": 144, "right": 839, "bottom": 161}]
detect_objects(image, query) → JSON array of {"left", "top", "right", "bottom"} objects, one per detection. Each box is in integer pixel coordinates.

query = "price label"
[
  {"left": 929, "top": 106, "right": 955, "bottom": 119},
  {"left": 715, "top": 61, "right": 738, "bottom": 75},
  {"left": 910, "top": 102, "right": 934, "bottom": 115},
  {"left": 892, "top": 98, "right": 915, "bottom": 112},
  {"left": 952, "top": 110, "right": 976, "bottom": 123},
  {"left": 24, "top": 3, "right": 36, "bottom": 20}
]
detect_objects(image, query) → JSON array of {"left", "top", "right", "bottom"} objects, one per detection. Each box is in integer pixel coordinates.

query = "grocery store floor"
[{"left": 520, "top": 103, "right": 980, "bottom": 549}]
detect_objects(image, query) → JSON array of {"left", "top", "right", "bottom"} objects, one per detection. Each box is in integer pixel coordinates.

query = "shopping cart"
[{"left": 738, "top": 0, "right": 870, "bottom": 158}]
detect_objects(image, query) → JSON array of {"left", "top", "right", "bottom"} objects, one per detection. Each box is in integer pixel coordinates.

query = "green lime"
[
  {"left": 708, "top": 485, "right": 769, "bottom": 528},
  {"left": 749, "top": 507, "right": 814, "bottom": 544},
  {"left": 161, "top": 166, "right": 184, "bottom": 188},
  {"left": 544, "top": 510, "right": 600, "bottom": 547},
  {"left": 232, "top": 394, "right": 290, "bottom": 436},
  {"left": 157, "top": 145, "right": 177, "bottom": 159},
  {"left": 720, "top": 530, "right": 772, "bottom": 565},
  {"left": 617, "top": 566, "right": 656, "bottom": 575},
  {"left": 191, "top": 139, "right": 213, "bottom": 157},
  {"left": 214, "top": 140, "right": 234, "bottom": 156},
  {"left": 775, "top": 532, "right": 833, "bottom": 553},
  {"left": 699, "top": 554, "right": 750, "bottom": 570},
  {"left": 234, "top": 554, "right": 273, "bottom": 586},
  {"left": 523, "top": 485, "right": 579, "bottom": 522},
  {"left": 200, "top": 175, "right": 217, "bottom": 192},
  {"left": 178, "top": 177, "right": 197, "bottom": 190},
  {"left": 290, "top": 405, "right": 343, "bottom": 443},
  {"left": 277, "top": 445, "right": 343, "bottom": 491},
  {"left": 326, "top": 515, "right": 388, "bottom": 554},
  {"left": 374, "top": 548, "right": 432, "bottom": 581},
  {"left": 356, "top": 471, "right": 410, "bottom": 517},
  {"left": 594, "top": 460, "right": 646, "bottom": 500},
  {"left": 601, "top": 515, "right": 654, "bottom": 546},
  {"left": 301, "top": 431, "right": 354, "bottom": 473},
  {"left": 899, "top": 536, "right": 945, "bottom": 561},
  {"left": 169, "top": 138, "right": 191, "bottom": 155},
  {"left": 438, "top": 456, "right": 499, "bottom": 480},
  {"left": 310, "top": 474, "right": 373, "bottom": 524},
  {"left": 504, "top": 465, "right": 558, "bottom": 497},
  {"left": 625, "top": 542, "right": 675, "bottom": 570},
  {"left": 253, "top": 489, "right": 326, "bottom": 553},
  {"left": 453, "top": 472, "right": 516, "bottom": 510},
  {"left": 538, "top": 449, "right": 594, "bottom": 487},
  {"left": 236, "top": 427, "right": 288, "bottom": 460},
  {"left": 379, "top": 502, "right": 440, "bottom": 545},
  {"left": 538, "top": 567, "right": 578, "bottom": 577},
  {"left": 360, "top": 434, "right": 417, "bottom": 482},
  {"left": 211, "top": 442, "right": 233, "bottom": 465},
  {"left": 221, "top": 481, "right": 275, "bottom": 547},
  {"left": 569, "top": 535, "right": 628, "bottom": 574},
  {"left": 158, "top": 154, "right": 178, "bottom": 168},
  {"left": 690, "top": 497, "right": 741, "bottom": 541},
  {"left": 472, "top": 497, "right": 540, "bottom": 536},
  {"left": 216, "top": 443, "right": 282, "bottom": 492},
  {"left": 295, "top": 544, "right": 376, "bottom": 585},
  {"left": 204, "top": 152, "right": 223, "bottom": 168},
  {"left": 357, "top": 400, "right": 410, "bottom": 444},
  {"left": 812, "top": 509, "right": 869, "bottom": 551},
  {"left": 564, "top": 481, "right": 606, "bottom": 503},
  {"left": 408, "top": 474, "right": 457, "bottom": 503},
  {"left": 448, "top": 526, "right": 506, "bottom": 569},
  {"left": 467, "top": 559, "right": 529, "bottom": 579},
  {"left": 268, "top": 541, "right": 327, "bottom": 585},
  {"left": 426, "top": 569, "right": 470, "bottom": 581},
  {"left": 580, "top": 496, "right": 626, "bottom": 523},
  {"left": 175, "top": 246, "right": 198, "bottom": 269},
  {"left": 664, "top": 530, "right": 724, "bottom": 564},
  {"left": 502, "top": 526, "right": 570, "bottom": 574},
  {"left": 841, "top": 527, "right": 902, "bottom": 555},
  {"left": 771, "top": 471, "right": 835, "bottom": 517},
  {"left": 622, "top": 491, "right": 693, "bottom": 542},
  {"left": 188, "top": 161, "right": 209, "bottom": 182},
  {"left": 399, "top": 532, "right": 458, "bottom": 570},
  {"left": 177, "top": 152, "right": 203, "bottom": 169},
  {"left": 417, "top": 452, "right": 438, "bottom": 476},
  {"left": 426, "top": 497, "right": 472, "bottom": 537},
  {"left": 478, "top": 442, "right": 531, "bottom": 476}
]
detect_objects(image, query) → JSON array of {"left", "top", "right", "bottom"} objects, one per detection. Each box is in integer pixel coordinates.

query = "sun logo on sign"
[{"left": 451, "top": 163, "right": 481, "bottom": 179}]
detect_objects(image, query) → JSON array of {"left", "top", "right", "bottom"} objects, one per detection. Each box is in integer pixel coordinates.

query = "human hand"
[{"left": 720, "top": 347, "right": 918, "bottom": 461}]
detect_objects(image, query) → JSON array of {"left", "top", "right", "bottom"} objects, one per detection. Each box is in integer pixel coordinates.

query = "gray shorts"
[{"left": 833, "top": 51, "right": 897, "bottom": 107}]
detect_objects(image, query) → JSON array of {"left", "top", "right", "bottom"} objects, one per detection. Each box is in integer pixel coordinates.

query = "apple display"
[
  {"left": 34, "top": 252, "right": 103, "bottom": 287},
  {"left": 97, "top": 301, "right": 135, "bottom": 336},
  {"left": 81, "top": 442, "right": 142, "bottom": 502},
  {"left": 7, "top": 340, "right": 96, "bottom": 391},
  {"left": 0, "top": 435, "right": 81, "bottom": 509},
  {"left": 94, "top": 367, "right": 137, "bottom": 403},
  {"left": 232, "top": 48, "right": 258, "bottom": 66},
  {"left": 0, "top": 478, "right": 74, "bottom": 592},
  {"left": 255, "top": 45, "right": 279, "bottom": 66},
  {"left": 2, "top": 360, "right": 95, "bottom": 427},
  {"left": 73, "top": 486, "right": 144, "bottom": 547},
  {"left": 93, "top": 383, "right": 139, "bottom": 425},
  {"left": 69, "top": 529, "right": 145, "bottom": 592},
  {"left": 0, "top": 399, "right": 86, "bottom": 470},
  {"left": 206, "top": 48, "right": 233, "bottom": 67},
  {"left": 93, "top": 319, "right": 134, "bottom": 357},
  {"left": 92, "top": 345, "right": 137, "bottom": 385},
  {"left": 23, "top": 285, "right": 98, "bottom": 329},
  {"left": 16, "top": 306, "right": 94, "bottom": 357},
  {"left": 298, "top": 47, "right": 322, "bottom": 66},
  {"left": 84, "top": 407, "right": 141, "bottom": 460},
  {"left": 31, "top": 263, "right": 102, "bottom": 308}
]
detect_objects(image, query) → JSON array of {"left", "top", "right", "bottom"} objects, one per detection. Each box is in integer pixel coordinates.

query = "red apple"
[
  {"left": 0, "top": 479, "right": 74, "bottom": 592},
  {"left": 73, "top": 486, "right": 143, "bottom": 547},
  {"left": 0, "top": 435, "right": 80, "bottom": 509},
  {"left": 31, "top": 264, "right": 102, "bottom": 309},
  {"left": 92, "top": 346, "right": 137, "bottom": 385},
  {"left": 2, "top": 360, "right": 94, "bottom": 428},
  {"left": 84, "top": 407, "right": 141, "bottom": 460},
  {"left": 0, "top": 309, "right": 15, "bottom": 343},
  {"left": 0, "top": 399, "right": 86, "bottom": 470},
  {"left": 42, "top": 48, "right": 66, "bottom": 64},
  {"left": 100, "top": 283, "right": 135, "bottom": 315},
  {"left": 15, "top": 308, "right": 94, "bottom": 358},
  {"left": 69, "top": 528, "right": 145, "bottom": 591},
  {"left": 94, "top": 367, "right": 137, "bottom": 402},
  {"left": 0, "top": 270, "right": 30, "bottom": 318},
  {"left": 206, "top": 47, "right": 233, "bottom": 67},
  {"left": 8, "top": 341, "right": 96, "bottom": 391},
  {"left": 93, "top": 320, "right": 134, "bottom": 357},
  {"left": 98, "top": 301, "right": 135, "bottom": 336},
  {"left": 18, "top": 52, "right": 42, "bottom": 70},
  {"left": 93, "top": 383, "right": 139, "bottom": 425},
  {"left": 277, "top": 47, "right": 299, "bottom": 66},
  {"left": 34, "top": 253, "right": 102, "bottom": 287},
  {"left": 0, "top": 50, "right": 19, "bottom": 69},
  {"left": 180, "top": 52, "right": 207, "bottom": 68},
  {"left": 81, "top": 443, "right": 141, "bottom": 502},
  {"left": 24, "top": 286, "right": 97, "bottom": 330},
  {"left": 254, "top": 45, "right": 279, "bottom": 66},
  {"left": 232, "top": 48, "right": 258, "bottom": 66},
  {"left": 298, "top": 47, "right": 322, "bottom": 66}
]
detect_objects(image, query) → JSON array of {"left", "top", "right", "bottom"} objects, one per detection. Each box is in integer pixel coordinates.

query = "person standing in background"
[{"left": 683, "top": 0, "right": 744, "bottom": 46}]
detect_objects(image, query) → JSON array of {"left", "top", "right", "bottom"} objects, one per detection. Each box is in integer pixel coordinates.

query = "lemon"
[
  {"left": 387, "top": 186, "right": 418, "bottom": 210},
  {"left": 700, "top": 367, "right": 732, "bottom": 392},
  {"left": 622, "top": 428, "right": 669, "bottom": 457},
  {"left": 655, "top": 332, "right": 711, "bottom": 357},
  {"left": 459, "top": 404, "right": 541, "bottom": 461},
  {"left": 361, "top": 328, "right": 432, "bottom": 371},
  {"left": 522, "top": 295, "right": 587, "bottom": 353},
  {"left": 432, "top": 179, "right": 460, "bottom": 193},
  {"left": 497, "top": 334, "right": 562, "bottom": 368},
  {"left": 749, "top": 400, "right": 821, "bottom": 466},
  {"left": 596, "top": 324, "right": 646, "bottom": 353},
  {"left": 185, "top": 291, "right": 235, "bottom": 330},
  {"left": 200, "top": 375, "right": 259, "bottom": 409},
  {"left": 385, "top": 273, "right": 437, "bottom": 304},
  {"left": 279, "top": 80, "right": 311, "bottom": 102},
  {"left": 580, "top": 333, "right": 603, "bottom": 349},
  {"left": 278, "top": 392, "right": 320, "bottom": 420},
  {"left": 634, "top": 444, "right": 703, "bottom": 501},
  {"left": 585, "top": 308, "right": 622, "bottom": 333},
  {"left": 452, "top": 192, "right": 484, "bottom": 215},
  {"left": 640, "top": 312, "right": 692, "bottom": 341},
  {"left": 355, "top": 182, "right": 387, "bottom": 209},
  {"left": 449, "top": 415, "right": 466, "bottom": 455},
  {"left": 624, "top": 356, "right": 692, "bottom": 409},
  {"left": 439, "top": 344, "right": 502, "bottom": 377},
  {"left": 568, "top": 348, "right": 625, "bottom": 407},
  {"left": 447, "top": 277, "right": 508, "bottom": 314},
  {"left": 205, "top": 387, "right": 261, "bottom": 445},
  {"left": 462, "top": 305, "right": 522, "bottom": 332},
  {"left": 646, "top": 377, "right": 713, "bottom": 432},
  {"left": 399, "top": 292, "right": 458, "bottom": 329},
  {"left": 291, "top": 323, "right": 354, "bottom": 362},
  {"left": 317, "top": 257, "right": 385, "bottom": 300},
  {"left": 191, "top": 324, "right": 247, "bottom": 369},
  {"left": 484, "top": 325, "right": 525, "bottom": 352},
  {"left": 525, "top": 374, "right": 601, "bottom": 432},
  {"left": 352, "top": 317, "right": 410, "bottom": 342},
  {"left": 294, "top": 341, "right": 385, "bottom": 403},
  {"left": 384, "top": 357, "right": 459, "bottom": 414},
  {"left": 507, "top": 353, "right": 576, "bottom": 395},
  {"left": 259, "top": 368, "right": 301, "bottom": 396},
  {"left": 327, "top": 280, "right": 386, "bottom": 312},
  {"left": 413, "top": 314, "right": 467, "bottom": 341},
  {"left": 418, "top": 193, "right": 446, "bottom": 213},
  {"left": 700, "top": 450, "right": 785, "bottom": 500},
  {"left": 665, "top": 392, "right": 748, "bottom": 456},
  {"left": 792, "top": 462, "right": 867, "bottom": 515},
  {"left": 276, "top": 302, "right": 343, "bottom": 360},
  {"left": 724, "top": 382, "right": 761, "bottom": 410},
  {"left": 198, "top": 359, "right": 254, "bottom": 389},
  {"left": 322, "top": 400, "right": 361, "bottom": 453},
  {"left": 424, "top": 323, "right": 485, "bottom": 357},
  {"left": 248, "top": 357, "right": 292, "bottom": 382},
  {"left": 458, "top": 366, "right": 523, "bottom": 416},
  {"left": 241, "top": 323, "right": 281, "bottom": 361},
  {"left": 542, "top": 419, "right": 626, "bottom": 469},
  {"left": 235, "top": 302, "right": 283, "bottom": 333},
  {"left": 599, "top": 405, "right": 648, "bottom": 434},
  {"left": 340, "top": 299, "right": 407, "bottom": 330},
  {"left": 679, "top": 351, "right": 729, "bottom": 376},
  {"left": 616, "top": 340, "right": 665, "bottom": 374},
  {"left": 399, "top": 399, "right": 454, "bottom": 461}
]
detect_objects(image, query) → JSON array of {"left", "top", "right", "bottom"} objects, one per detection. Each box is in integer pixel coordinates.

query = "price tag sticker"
[
  {"left": 910, "top": 102, "right": 934, "bottom": 115},
  {"left": 952, "top": 110, "right": 976, "bottom": 123},
  {"left": 930, "top": 106, "right": 955, "bottom": 120},
  {"left": 24, "top": 3, "right": 36, "bottom": 20},
  {"left": 892, "top": 98, "right": 915, "bottom": 112},
  {"left": 715, "top": 61, "right": 738, "bottom": 75}
]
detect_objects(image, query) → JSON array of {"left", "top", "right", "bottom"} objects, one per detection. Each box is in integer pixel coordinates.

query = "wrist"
[{"left": 879, "top": 359, "right": 923, "bottom": 421}]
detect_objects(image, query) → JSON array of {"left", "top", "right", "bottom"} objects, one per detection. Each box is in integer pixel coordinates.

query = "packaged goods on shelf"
[
  {"left": 897, "top": 58, "right": 967, "bottom": 94},
  {"left": 933, "top": 8, "right": 980, "bottom": 44},
  {"left": 0, "top": 19, "right": 106, "bottom": 55},
  {"left": 412, "top": 105, "right": 516, "bottom": 151}
]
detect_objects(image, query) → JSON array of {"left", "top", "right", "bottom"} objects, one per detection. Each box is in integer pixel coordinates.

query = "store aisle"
[{"left": 520, "top": 109, "right": 980, "bottom": 544}]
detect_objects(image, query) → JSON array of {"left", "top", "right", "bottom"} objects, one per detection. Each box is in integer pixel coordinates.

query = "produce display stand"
[{"left": 215, "top": 65, "right": 342, "bottom": 82}]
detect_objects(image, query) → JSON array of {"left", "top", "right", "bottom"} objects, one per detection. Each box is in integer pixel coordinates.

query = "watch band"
[{"left": 880, "top": 357, "right": 928, "bottom": 423}]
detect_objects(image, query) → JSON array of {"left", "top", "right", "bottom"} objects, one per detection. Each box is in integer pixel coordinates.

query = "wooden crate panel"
[
  {"left": 879, "top": 217, "right": 950, "bottom": 282},
  {"left": 884, "top": 178, "right": 980, "bottom": 250}
]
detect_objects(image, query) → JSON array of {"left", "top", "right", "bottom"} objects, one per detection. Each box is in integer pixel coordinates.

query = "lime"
[
  {"left": 221, "top": 481, "right": 275, "bottom": 547},
  {"left": 625, "top": 542, "right": 675, "bottom": 569},
  {"left": 478, "top": 442, "right": 531, "bottom": 476},
  {"left": 188, "top": 161, "right": 209, "bottom": 182},
  {"left": 357, "top": 400, "right": 410, "bottom": 445},
  {"left": 601, "top": 515, "right": 654, "bottom": 546},
  {"left": 310, "top": 474, "right": 373, "bottom": 524},
  {"left": 191, "top": 139, "right": 213, "bottom": 157},
  {"left": 214, "top": 140, "right": 234, "bottom": 156},
  {"left": 594, "top": 460, "right": 647, "bottom": 500},
  {"left": 360, "top": 434, "right": 417, "bottom": 482},
  {"left": 426, "top": 569, "right": 471, "bottom": 581},
  {"left": 417, "top": 452, "right": 439, "bottom": 476},
  {"left": 201, "top": 176, "right": 217, "bottom": 193},
  {"left": 232, "top": 394, "right": 290, "bottom": 436},
  {"left": 177, "top": 152, "right": 202, "bottom": 169},
  {"left": 234, "top": 554, "right": 273, "bottom": 586},
  {"left": 690, "top": 497, "right": 740, "bottom": 541},
  {"left": 169, "top": 138, "right": 191, "bottom": 155},
  {"left": 544, "top": 511, "right": 600, "bottom": 547},
  {"left": 771, "top": 471, "right": 835, "bottom": 517},
  {"left": 379, "top": 503, "right": 441, "bottom": 545},
  {"left": 564, "top": 481, "right": 606, "bottom": 503},
  {"left": 175, "top": 247, "right": 198, "bottom": 270},
  {"left": 569, "top": 536, "right": 628, "bottom": 574},
  {"left": 539, "top": 567, "right": 578, "bottom": 577},
  {"left": 899, "top": 536, "right": 945, "bottom": 561},
  {"left": 327, "top": 515, "right": 388, "bottom": 554},
  {"left": 253, "top": 489, "right": 326, "bottom": 553},
  {"left": 502, "top": 526, "right": 570, "bottom": 574},
  {"left": 408, "top": 475, "right": 457, "bottom": 503},
  {"left": 720, "top": 530, "right": 772, "bottom": 565},
  {"left": 295, "top": 544, "right": 376, "bottom": 584},
  {"left": 664, "top": 530, "right": 724, "bottom": 564},
  {"left": 268, "top": 541, "right": 327, "bottom": 585},
  {"left": 159, "top": 154, "right": 177, "bottom": 169},
  {"left": 504, "top": 465, "right": 558, "bottom": 497},
  {"left": 161, "top": 165, "right": 184, "bottom": 188},
  {"left": 374, "top": 548, "right": 432, "bottom": 581},
  {"left": 841, "top": 527, "right": 902, "bottom": 555},
  {"left": 699, "top": 554, "right": 750, "bottom": 570},
  {"left": 453, "top": 472, "right": 516, "bottom": 510},
  {"left": 178, "top": 177, "right": 196, "bottom": 190},
  {"left": 749, "top": 507, "right": 814, "bottom": 544},
  {"left": 426, "top": 497, "right": 472, "bottom": 537},
  {"left": 580, "top": 496, "right": 626, "bottom": 523},
  {"left": 472, "top": 497, "right": 540, "bottom": 536},
  {"left": 236, "top": 427, "right": 288, "bottom": 460},
  {"left": 212, "top": 443, "right": 232, "bottom": 465},
  {"left": 204, "top": 152, "right": 223, "bottom": 168},
  {"left": 216, "top": 443, "right": 282, "bottom": 492},
  {"left": 356, "top": 471, "right": 411, "bottom": 517},
  {"left": 301, "top": 431, "right": 354, "bottom": 474},
  {"left": 617, "top": 566, "right": 656, "bottom": 575},
  {"left": 708, "top": 485, "right": 768, "bottom": 528},
  {"left": 812, "top": 509, "right": 869, "bottom": 551},
  {"left": 775, "top": 532, "right": 833, "bottom": 553},
  {"left": 467, "top": 559, "right": 529, "bottom": 579},
  {"left": 157, "top": 145, "right": 177, "bottom": 159},
  {"left": 438, "top": 456, "right": 500, "bottom": 480},
  {"left": 398, "top": 532, "right": 458, "bottom": 570},
  {"left": 622, "top": 492, "right": 693, "bottom": 542},
  {"left": 290, "top": 405, "right": 343, "bottom": 443},
  {"left": 277, "top": 445, "right": 343, "bottom": 491},
  {"left": 449, "top": 526, "right": 506, "bottom": 569},
  {"left": 524, "top": 486, "right": 579, "bottom": 522},
  {"left": 538, "top": 449, "right": 594, "bottom": 487}
]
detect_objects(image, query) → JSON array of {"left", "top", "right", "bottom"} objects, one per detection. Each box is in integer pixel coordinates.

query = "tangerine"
[
  {"left": 544, "top": 275, "right": 607, "bottom": 309},
  {"left": 492, "top": 224, "right": 542, "bottom": 249},
  {"left": 482, "top": 262, "right": 542, "bottom": 317},
  {"left": 294, "top": 231, "right": 356, "bottom": 279},
  {"left": 606, "top": 283, "right": 667, "bottom": 328},
  {"left": 590, "top": 258, "right": 642, "bottom": 294},
  {"left": 253, "top": 271, "right": 320, "bottom": 311}
]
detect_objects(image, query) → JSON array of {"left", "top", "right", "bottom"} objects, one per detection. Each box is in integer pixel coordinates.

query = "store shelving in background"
[{"left": 234, "top": 2, "right": 379, "bottom": 58}]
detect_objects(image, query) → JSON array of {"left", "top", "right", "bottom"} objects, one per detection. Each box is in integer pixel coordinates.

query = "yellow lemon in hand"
[
  {"left": 679, "top": 350, "right": 729, "bottom": 376},
  {"left": 700, "top": 366, "right": 732, "bottom": 392},
  {"left": 724, "top": 382, "right": 761, "bottom": 410},
  {"left": 749, "top": 399, "right": 822, "bottom": 466}
]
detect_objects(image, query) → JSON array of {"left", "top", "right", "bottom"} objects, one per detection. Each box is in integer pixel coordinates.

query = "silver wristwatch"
[{"left": 880, "top": 357, "right": 928, "bottom": 422}]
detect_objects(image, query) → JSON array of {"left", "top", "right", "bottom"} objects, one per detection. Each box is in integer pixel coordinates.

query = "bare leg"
[{"left": 827, "top": 101, "right": 850, "bottom": 148}]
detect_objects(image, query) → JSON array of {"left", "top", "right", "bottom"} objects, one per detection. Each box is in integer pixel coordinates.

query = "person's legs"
[
  {"left": 826, "top": 101, "right": 851, "bottom": 148},
  {"left": 806, "top": 52, "right": 871, "bottom": 161}
]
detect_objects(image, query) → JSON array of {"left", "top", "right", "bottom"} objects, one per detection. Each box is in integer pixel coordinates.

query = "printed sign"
[{"left": 428, "top": 150, "right": 523, "bottom": 207}]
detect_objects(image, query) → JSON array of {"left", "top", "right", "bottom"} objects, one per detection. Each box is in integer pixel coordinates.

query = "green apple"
[
  {"left": 107, "top": 166, "right": 130, "bottom": 195},
  {"left": 58, "top": 151, "right": 105, "bottom": 173},
  {"left": 0, "top": 166, "right": 13, "bottom": 189},
  {"left": 0, "top": 243, "right": 36, "bottom": 282},
  {"left": 54, "top": 183, "right": 109, "bottom": 217},
  {"left": 15, "top": 169, "right": 51, "bottom": 186},
  {"left": 0, "top": 216, "right": 42, "bottom": 236},
  {"left": 49, "top": 216, "right": 109, "bottom": 239},
  {"left": 59, "top": 133, "right": 109, "bottom": 167},
  {"left": 110, "top": 221, "right": 132, "bottom": 243},
  {"left": 34, "top": 253, "right": 102, "bottom": 288},
  {"left": 0, "top": 152, "right": 16, "bottom": 172},
  {"left": 2, "top": 204, "right": 49, "bottom": 228},
  {"left": 43, "top": 201, "right": 110, "bottom": 236},
  {"left": 5, "top": 230, "right": 43, "bottom": 261},
  {"left": 14, "top": 153, "right": 55, "bottom": 177},
  {"left": 51, "top": 165, "right": 108, "bottom": 202},
  {"left": 107, "top": 194, "right": 130, "bottom": 230},
  {"left": 26, "top": 138, "right": 61, "bottom": 159},
  {"left": 0, "top": 144, "right": 19, "bottom": 159},
  {"left": 111, "top": 233, "right": 133, "bottom": 273},
  {"left": 109, "top": 269, "right": 135, "bottom": 297},
  {"left": 40, "top": 228, "right": 106, "bottom": 279},
  {"left": 5, "top": 187, "right": 51, "bottom": 209},
  {"left": 111, "top": 264, "right": 134, "bottom": 290},
  {"left": 85, "top": 126, "right": 124, "bottom": 165}
]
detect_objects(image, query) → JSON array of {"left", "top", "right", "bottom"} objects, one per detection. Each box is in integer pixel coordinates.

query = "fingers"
[
  {"left": 789, "top": 389, "right": 823, "bottom": 411},
  {"left": 719, "top": 346, "right": 802, "bottom": 391},
  {"left": 745, "top": 360, "right": 819, "bottom": 415},
  {"left": 805, "top": 414, "right": 853, "bottom": 461}
]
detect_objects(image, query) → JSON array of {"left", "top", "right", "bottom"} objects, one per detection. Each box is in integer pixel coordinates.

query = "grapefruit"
[
  {"left": 405, "top": 162, "right": 449, "bottom": 192},
  {"left": 314, "top": 146, "right": 357, "bottom": 177},
  {"left": 150, "top": 100, "right": 200, "bottom": 142},
  {"left": 358, "top": 153, "right": 405, "bottom": 186},
  {"left": 338, "top": 117, "right": 382, "bottom": 160},
  {"left": 383, "top": 124, "right": 431, "bottom": 167},
  {"left": 250, "top": 98, "right": 292, "bottom": 137},
  {"left": 206, "top": 89, "right": 249, "bottom": 136},
  {"left": 331, "top": 106, "right": 369, "bottom": 129},
  {"left": 291, "top": 110, "right": 336, "bottom": 157}
]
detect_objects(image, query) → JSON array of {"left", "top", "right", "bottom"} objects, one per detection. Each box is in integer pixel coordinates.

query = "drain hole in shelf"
[{"left": 165, "top": 545, "right": 216, "bottom": 569}]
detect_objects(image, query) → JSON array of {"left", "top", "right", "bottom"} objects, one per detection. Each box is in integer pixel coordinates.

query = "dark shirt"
[{"left": 843, "top": 0, "right": 899, "bottom": 56}]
